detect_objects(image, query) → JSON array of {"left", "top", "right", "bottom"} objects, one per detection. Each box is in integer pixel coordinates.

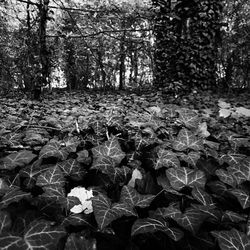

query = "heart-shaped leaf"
[
  {"left": 58, "top": 159, "right": 86, "bottom": 179},
  {"left": 92, "top": 156, "right": 131, "bottom": 183},
  {"left": 192, "top": 187, "right": 213, "bottom": 206},
  {"left": 228, "top": 158, "right": 250, "bottom": 184},
  {"left": 36, "top": 166, "right": 65, "bottom": 187},
  {"left": 20, "top": 160, "right": 52, "bottom": 188},
  {"left": 92, "top": 193, "right": 136, "bottom": 230},
  {"left": 177, "top": 108, "right": 200, "bottom": 129},
  {"left": 222, "top": 211, "right": 247, "bottom": 223},
  {"left": 212, "top": 229, "right": 250, "bottom": 250},
  {"left": 156, "top": 205, "right": 207, "bottom": 234},
  {"left": 172, "top": 128, "right": 203, "bottom": 151},
  {"left": 39, "top": 139, "right": 69, "bottom": 160},
  {"left": 154, "top": 149, "right": 180, "bottom": 169},
  {"left": 131, "top": 217, "right": 183, "bottom": 241},
  {"left": 0, "top": 150, "right": 36, "bottom": 170},
  {"left": 0, "top": 211, "right": 11, "bottom": 234},
  {"left": 219, "top": 154, "right": 246, "bottom": 166},
  {"left": 215, "top": 169, "right": 237, "bottom": 186},
  {"left": 178, "top": 152, "right": 201, "bottom": 167},
  {"left": 41, "top": 185, "right": 80, "bottom": 211},
  {"left": 120, "top": 185, "right": 155, "bottom": 208},
  {"left": 0, "top": 187, "right": 31, "bottom": 209},
  {"left": 230, "top": 189, "right": 250, "bottom": 209},
  {"left": 0, "top": 220, "right": 65, "bottom": 250},
  {"left": 92, "top": 136, "right": 125, "bottom": 165},
  {"left": 166, "top": 167, "right": 206, "bottom": 190}
]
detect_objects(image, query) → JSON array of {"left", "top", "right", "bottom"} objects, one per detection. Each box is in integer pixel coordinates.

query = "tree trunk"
[{"left": 35, "top": 0, "right": 50, "bottom": 100}]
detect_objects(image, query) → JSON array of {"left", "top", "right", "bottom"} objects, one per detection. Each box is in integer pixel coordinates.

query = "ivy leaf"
[
  {"left": 177, "top": 108, "right": 200, "bottom": 129},
  {"left": 36, "top": 166, "right": 65, "bottom": 187},
  {"left": 227, "top": 158, "right": 250, "bottom": 184},
  {"left": 215, "top": 169, "right": 237, "bottom": 187},
  {"left": 154, "top": 149, "right": 180, "bottom": 169},
  {"left": 222, "top": 211, "right": 247, "bottom": 223},
  {"left": 92, "top": 193, "right": 136, "bottom": 230},
  {"left": 92, "top": 156, "right": 131, "bottom": 183},
  {"left": 20, "top": 160, "right": 51, "bottom": 188},
  {"left": 219, "top": 154, "right": 246, "bottom": 166},
  {"left": 192, "top": 187, "right": 213, "bottom": 206},
  {"left": 0, "top": 211, "right": 11, "bottom": 234},
  {"left": 156, "top": 205, "right": 207, "bottom": 234},
  {"left": 0, "top": 220, "right": 65, "bottom": 250},
  {"left": 40, "top": 185, "right": 80, "bottom": 211},
  {"left": 178, "top": 152, "right": 201, "bottom": 167},
  {"left": 92, "top": 136, "right": 125, "bottom": 165},
  {"left": 92, "top": 156, "right": 116, "bottom": 170},
  {"left": 0, "top": 187, "right": 31, "bottom": 209},
  {"left": 65, "top": 233, "right": 96, "bottom": 250},
  {"left": 39, "top": 139, "right": 69, "bottom": 160},
  {"left": 212, "top": 229, "right": 250, "bottom": 250},
  {"left": 172, "top": 128, "right": 203, "bottom": 151},
  {"left": 166, "top": 167, "right": 206, "bottom": 190},
  {"left": 230, "top": 189, "right": 250, "bottom": 209},
  {"left": 131, "top": 217, "right": 183, "bottom": 241},
  {"left": 61, "top": 214, "right": 93, "bottom": 228},
  {"left": 192, "top": 204, "right": 221, "bottom": 223},
  {"left": 0, "top": 150, "right": 36, "bottom": 170},
  {"left": 57, "top": 159, "right": 86, "bottom": 180},
  {"left": 120, "top": 185, "right": 155, "bottom": 208}
]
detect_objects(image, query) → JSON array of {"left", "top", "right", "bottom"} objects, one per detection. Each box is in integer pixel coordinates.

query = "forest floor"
[{"left": 0, "top": 89, "right": 250, "bottom": 250}]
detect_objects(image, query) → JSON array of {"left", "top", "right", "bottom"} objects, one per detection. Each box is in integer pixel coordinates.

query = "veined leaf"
[
  {"left": 0, "top": 150, "right": 36, "bottom": 170},
  {"left": 57, "top": 159, "right": 86, "bottom": 179},
  {"left": 215, "top": 169, "right": 237, "bottom": 187},
  {"left": 166, "top": 167, "right": 206, "bottom": 190},
  {"left": 192, "top": 204, "right": 221, "bottom": 223},
  {"left": 92, "top": 156, "right": 117, "bottom": 170},
  {"left": 155, "top": 205, "right": 207, "bottom": 234},
  {"left": 40, "top": 185, "right": 80, "bottom": 211},
  {"left": 0, "top": 187, "right": 31, "bottom": 209},
  {"left": 61, "top": 214, "right": 93, "bottom": 228},
  {"left": 39, "top": 139, "right": 69, "bottom": 160},
  {"left": 92, "top": 156, "right": 130, "bottom": 183},
  {"left": 177, "top": 108, "right": 200, "bottom": 129},
  {"left": 219, "top": 154, "right": 246, "bottom": 166},
  {"left": 230, "top": 189, "right": 250, "bottom": 209},
  {"left": 92, "top": 193, "right": 136, "bottom": 230},
  {"left": 228, "top": 158, "right": 250, "bottom": 184},
  {"left": 20, "top": 160, "right": 51, "bottom": 188},
  {"left": 131, "top": 217, "right": 183, "bottom": 241},
  {"left": 0, "top": 220, "right": 65, "bottom": 250},
  {"left": 36, "top": 166, "right": 65, "bottom": 187},
  {"left": 92, "top": 136, "right": 125, "bottom": 165},
  {"left": 178, "top": 152, "right": 200, "bottom": 167},
  {"left": 222, "top": 211, "right": 247, "bottom": 223},
  {"left": 0, "top": 211, "right": 11, "bottom": 234},
  {"left": 65, "top": 233, "right": 96, "bottom": 250},
  {"left": 120, "top": 185, "right": 155, "bottom": 208},
  {"left": 192, "top": 187, "right": 213, "bottom": 206},
  {"left": 212, "top": 229, "right": 250, "bottom": 250},
  {"left": 172, "top": 128, "right": 203, "bottom": 151},
  {"left": 154, "top": 149, "right": 180, "bottom": 169}
]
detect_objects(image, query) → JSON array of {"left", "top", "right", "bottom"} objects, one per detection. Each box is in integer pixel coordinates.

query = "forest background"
[{"left": 0, "top": 0, "right": 249, "bottom": 98}]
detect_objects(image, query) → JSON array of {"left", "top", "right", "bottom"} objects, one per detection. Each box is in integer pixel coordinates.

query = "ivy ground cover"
[{"left": 0, "top": 90, "right": 250, "bottom": 250}]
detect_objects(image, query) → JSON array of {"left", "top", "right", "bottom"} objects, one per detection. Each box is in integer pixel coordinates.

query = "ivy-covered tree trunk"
[
  {"left": 35, "top": 0, "right": 50, "bottom": 100},
  {"left": 152, "top": 0, "right": 223, "bottom": 92}
]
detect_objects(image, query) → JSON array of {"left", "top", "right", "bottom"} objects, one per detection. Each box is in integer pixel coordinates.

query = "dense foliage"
[{"left": 0, "top": 90, "right": 250, "bottom": 249}]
